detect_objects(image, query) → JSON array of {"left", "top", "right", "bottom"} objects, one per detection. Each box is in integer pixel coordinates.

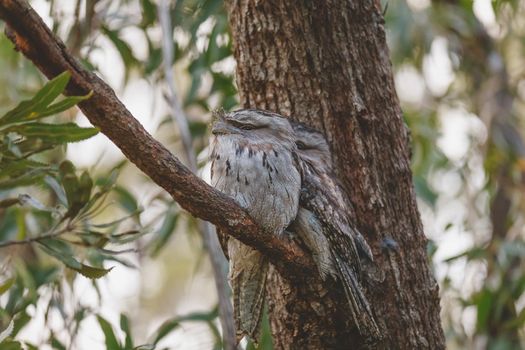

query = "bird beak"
[{"left": 211, "top": 120, "right": 234, "bottom": 135}]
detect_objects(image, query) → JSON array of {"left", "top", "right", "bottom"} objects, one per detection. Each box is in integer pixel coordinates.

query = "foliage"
[
  {"left": 0, "top": 70, "right": 146, "bottom": 349},
  {"left": 386, "top": 0, "right": 525, "bottom": 348},
  {"left": 1, "top": 0, "right": 237, "bottom": 348}
]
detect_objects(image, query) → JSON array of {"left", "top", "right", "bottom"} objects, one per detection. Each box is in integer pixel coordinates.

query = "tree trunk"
[{"left": 225, "top": 1, "right": 445, "bottom": 349}]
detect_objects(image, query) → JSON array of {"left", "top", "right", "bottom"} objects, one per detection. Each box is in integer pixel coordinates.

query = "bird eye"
[
  {"left": 296, "top": 141, "right": 307, "bottom": 150},
  {"left": 239, "top": 124, "right": 256, "bottom": 130},
  {"left": 228, "top": 119, "right": 255, "bottom": 130}
]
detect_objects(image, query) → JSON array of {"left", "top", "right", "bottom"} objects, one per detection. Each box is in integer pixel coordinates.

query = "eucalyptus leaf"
[
  {"left": 0, "top": 71, "right": 71, "bottom": 126},
  {"left": 120, "top": 314, "right": 133, "bottom": 350},
  {"left": 5, "top": 123, "right": 99, "bottom": 143},
  {"left": 76, "top": 264, "right": 113, "bottom": 279},
  {"left": 0, "top": 278, "right": 15, "bottom": 296},
  {"left": 38, "top": 239, "right": 83, "bottom": 270},
  {"left": 97, "top": 315, "right": 122, "bottom": 350}
]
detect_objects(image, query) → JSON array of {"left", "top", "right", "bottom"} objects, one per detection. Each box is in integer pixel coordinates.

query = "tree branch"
[{"left": 0, "top": 0, "right": 313, "bottom": 276}]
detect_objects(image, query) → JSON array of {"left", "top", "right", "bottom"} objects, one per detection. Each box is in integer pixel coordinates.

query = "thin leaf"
[
  {"left": 114, "top": 186, "right": 138, "bottom": 214},
  {"left": 97, "top": 315, "right": 122, "bottom": 350},
  {"left": 0, "top": 159, "right": 50, "bottom": 179},
  {"left": 152, "top": 310, "right": 218, "bottom": 345},
  {"left": 152, "top": 319, "right": 180, "bottom": 345},
  {"left": 92, "top": 211, "right": 141, "bottom": 229},
  {"left": 38, "top": 239, "right": 83, "bottom": 270},
  {"left": 149, "top": 211, "right": 179, "bottom": 257},
  {"left": 76, "top": 264, "right": 113, "bottom": 279},
  {"left": 50, "top": 335, "right": 67, "bottom": 350},
  {"left": 45, "top": 176, "right": 68, "bottom": 206},
  {"left": 120, "top": 314, "right": 133, "bottom": 350},
  {"left": 5, "top": 123, "right": 99, "bottom": 143},
  {"left": 102, "top": 27, "right": 138, "bottom": 69},
  {"left": 0, "top": 319, "right": 14, "bottom": 342},
  {"left": 133, "top": 345, "right": 155, "bottom": 350},
  {"left": 39, "top": 238, "right": 113, "bottom": 279},
  {"left": 0, "top": 171, "right": 46, "bottom": 190},
  {"left": 0, "top": 72, "right": 71, "bottom": 126},
  {"left": 39, "top": 91, "right": 93, "bottom": 118},
  {"left": 0, "top": 278, "right": 15, "bottom": 295}
]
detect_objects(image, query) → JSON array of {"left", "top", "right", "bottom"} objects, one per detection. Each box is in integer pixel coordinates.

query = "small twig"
[
  {"left": 98, "top": 247, "right": 139, "bottom": 255},
  {"left": 158, "top": 0, "right": 196, "bottom": 171},
  {"left": 0, "top": 225, "right": 71, "bottom": 248}
]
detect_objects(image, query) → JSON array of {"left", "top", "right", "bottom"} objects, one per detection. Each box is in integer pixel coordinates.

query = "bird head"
[
  {"left": 291, "top": 122, "right": 332, "bottom": 171},
  {"left": 211, "top": 109, "right": 296, "bottom": 148}
]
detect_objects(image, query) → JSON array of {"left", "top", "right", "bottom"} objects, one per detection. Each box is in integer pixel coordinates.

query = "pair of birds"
[{"left": 209, "top": 109, "right": 379, "bottom": 342}]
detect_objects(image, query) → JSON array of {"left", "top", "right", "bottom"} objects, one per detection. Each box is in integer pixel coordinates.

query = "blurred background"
[{"left": 0, "top": 0, "right": 524, "bottom": 349}]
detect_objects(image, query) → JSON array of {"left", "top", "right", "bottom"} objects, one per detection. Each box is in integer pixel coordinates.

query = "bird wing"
[
  {"left": 299, "top": 162, "right": 372, "bottom": 274},
  {"left": 300, "top": 162, "right": 380, "bottom": 339}
]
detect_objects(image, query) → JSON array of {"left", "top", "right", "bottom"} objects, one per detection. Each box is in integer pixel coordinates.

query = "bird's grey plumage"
[
  {"left": 290, "top": 122, "right": 380, "bottom": 339},
  {"left": 210, "top": 109, "right": 301, "bottom": 341}
]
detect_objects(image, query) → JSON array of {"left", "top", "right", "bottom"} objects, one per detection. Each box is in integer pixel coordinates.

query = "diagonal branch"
[{"left": 0, "top": 0, "right": 313, "bottom": 276}]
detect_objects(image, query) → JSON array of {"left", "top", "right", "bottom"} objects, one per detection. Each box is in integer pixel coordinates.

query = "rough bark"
[
  {"left": 225, "top": 1, "right": 445, "bottom": 349},
  {"left": 0, "top": 0, "right": 314, "bottom": 276}
]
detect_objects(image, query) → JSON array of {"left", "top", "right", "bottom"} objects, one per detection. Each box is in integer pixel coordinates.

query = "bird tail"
[
  {"left": 229, "top": 241, "right": 269, "bottom": 343},
  {"left": 334, "top": 256, "right": 381, "bottom": 341}
]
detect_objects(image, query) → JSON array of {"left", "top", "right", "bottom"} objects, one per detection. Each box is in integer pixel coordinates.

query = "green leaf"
[
  {"left": 22, "top": 343, "right": 38, "bottom": 350},
  {"left": 5, "top": 123, "right": 99, "bottom": 143},
  {"left": 45, "top": 176, "right": 68, "bottom": 207},
  {"left": 152, "top": 310, "right": 218, "bottom": 345},
  {"left": 76, "top": 264, "right": 113, "bottom": 279},
  {"left": 97, "top": 315, "right": 122, "bottom": 350},
  {"left": 133, "top": 345, "right": 155, "bottom": 350},
  {"left": 78, "top": 171, "right": 94, "bottom": 205},
  {"left": 444, "top": 247, "right": 487, "bottom": 263},
  {"left": 39, "top": 92, "right": 92, "bottom": 118},
  {"left": 59, "top": 161, "right": 92, "bottom": 219},
  {"left": 140, "top": 0, "right": 157, "bottom": 27},
  {"left": 102, "top": 27, "right": 138, "bottom": 70},
  {"left": 12, "top": 310, "right": 31, "bottom": 337},
  {"left": 0, "top": 159, "right": 50, "bottom": 179},
  {"left": 39, "top": 237, "right": 113, "bottom": 279},
  {"left": 59, "top": 160, "right": 79, "bottom": 207},
  {"left": 38, "top": 239, "right": 82, "bottom": 270},
  {"left": 0, "top": 170, "right": 47, "bottom": 190},
  {"left": 474, "top": 289, "right": 493, "bottom": 331},
  {"left": 0, "top": 71, "right": 71, "bottom": 126},
  {"left": 0, "top": 319, "right": 14, "bottom": 342},
  {"left": 114, "top": 186, "right": 138, "bottom": 214},
  {"left": 77, "top": 231, "right": 109, "bottom": 248},
  {"left": 413, "top": 176, "right": 437, "bottom": 207},
  {"left": 92, "top": 211, "right": 142, "bottom": 229},
  {"left": 120, "top": 314, "right": 133, "bottom": 350},
  {"left": 149, "top": 210, "right": 179, "bottom": 257},
  {"left": 0, "top": 340, "right": 23, "bottom": 350},
  {"left": 50, "top": 335, "right": 67, "bottom": 350},
  {"left": 152, "top": 319, "right": 180, "bottom": 345},
  {"left": 0, "top": 278, "right": 14, "bottom": 295}
]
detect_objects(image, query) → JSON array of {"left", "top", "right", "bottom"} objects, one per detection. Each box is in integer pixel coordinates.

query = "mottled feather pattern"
[
  {"left": 209, "top": 109, "right": 379, "bottom": 342},
  {"left": 291, "top": 122, "right": 380, "bottom": 339},
  {"left": 210, "top": 109, "right": 301, "bottom": 341},
  {"left": 211, "top": 136, "right": 300, "bottom": 232}
]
